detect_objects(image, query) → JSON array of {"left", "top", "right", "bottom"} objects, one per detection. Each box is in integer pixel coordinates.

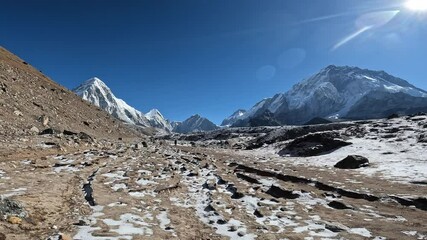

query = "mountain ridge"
[
  {"left": 226, "top": 65, "right": 427, "bottom": 127},
  {"left": 73, "top": 77, "right": 172, "bottom": 132}
]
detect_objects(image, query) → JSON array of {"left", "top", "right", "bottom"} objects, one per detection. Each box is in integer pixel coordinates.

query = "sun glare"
[{"left": 405, "top": 0, "right": 427, "bottom": 11}]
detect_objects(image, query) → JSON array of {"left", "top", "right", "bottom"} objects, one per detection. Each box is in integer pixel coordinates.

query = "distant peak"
[
  {"left": 190, "top": 114, "right": 202, "bottom": 118},
  {"left": 84, "top": 77, "right": 102, "bottom": 84},
  {"left": 146, "top": 108, "right": 163, "bottom": 117}
]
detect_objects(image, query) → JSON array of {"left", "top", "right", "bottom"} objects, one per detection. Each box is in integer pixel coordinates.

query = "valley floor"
[{"left": 0, "top": 116, "right": 426, "bottom": 240}]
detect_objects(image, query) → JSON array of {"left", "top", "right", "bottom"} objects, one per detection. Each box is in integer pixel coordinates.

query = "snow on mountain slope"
[
  {"left": 173, "top": 114, "right": 219, "bottom": 134},
  {"left": 73, "top": 77, "right": 151, "bottom": 127},
  {"left": 221, "top": 109, "right": 246, "bottom": 126},
  {"left": 146, "top": 109, "right": 172, "bottom": 132},
  {"left": 226, "top": 65, "right": 427, "bottom": 126}
]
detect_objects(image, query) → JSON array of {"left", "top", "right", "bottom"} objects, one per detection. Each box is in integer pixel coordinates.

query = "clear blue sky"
[{"left": 1, "top": 0, "right": 426, "bottom": 124}]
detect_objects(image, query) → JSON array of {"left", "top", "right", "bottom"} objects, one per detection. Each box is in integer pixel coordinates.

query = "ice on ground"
[{"left": 103, "top": 213, "right": 153, "bottom": 236}]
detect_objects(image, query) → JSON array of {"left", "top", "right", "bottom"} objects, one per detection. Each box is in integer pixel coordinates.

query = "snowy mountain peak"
[
  {"left": 146, "top": 109, "right": 172, "bottom": 132},
  {"left": 173, "top": 114, "right": 219, "bottom": 134},
  {"left": 221, "top": 109, "right": 247, "bottom": 126},
  {"left": 227, "top": 65, "right": 427, "bottom": 126},
  {"left": 73, "top": 77, "right": 151, "bottom": 127}
]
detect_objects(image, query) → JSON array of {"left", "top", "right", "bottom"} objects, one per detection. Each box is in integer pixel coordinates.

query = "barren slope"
[{"left": 0, "top": 46, "right": 145, "bottom": 139}]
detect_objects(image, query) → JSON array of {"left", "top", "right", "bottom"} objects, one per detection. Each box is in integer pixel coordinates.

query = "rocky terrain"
[
  {"left": 1, "top": 112, "right": 426, "bottom": 239},
  {"left": 1, "top": 47, "right": 426, "bottom": 240},
  {"left": 0, "top": 47, "right": 147, "bottom": 139}
]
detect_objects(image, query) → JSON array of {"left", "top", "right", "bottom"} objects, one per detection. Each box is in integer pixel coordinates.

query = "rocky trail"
[{"left": 1, "top": 115, "right": 427, "bottom": 240}]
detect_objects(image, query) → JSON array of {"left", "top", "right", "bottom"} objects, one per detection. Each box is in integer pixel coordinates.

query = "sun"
[{"left": 405, "top": 0, "right": 427, "bottom": 11}]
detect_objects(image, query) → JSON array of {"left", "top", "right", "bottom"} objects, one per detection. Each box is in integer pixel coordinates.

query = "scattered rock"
[
  {"left": 217, "top": 219, "right": 227, "bottom": 224},
  {"left": 328, "top": 201, "right": 353, "bottom": 210},
  {"left": 29, "top": 126, "right": 39, "bottom": 134},
  {"left": 325, "top": 223, "right": 346, "bottom": 232},
  {"left": 59, "top": 233, "right": 72, "bottom": 240},
  {"left": 418, "top": 134, "right": 427, "bottom": 143},
  {"left": 13, "top": 110, "right": 23, "bottom": 116},
  {"left": 254, "top": 209, "right": 264, "bottom": 218},
  {"left": 279, "top": 132, "right": 352, "bottom": 157},
  {"left": 334, "top": 155, "right": 369, "bottom": 169},
  {"left": 39, "top": 115, "right": 50, "bottom": 126},
  {"left": 39, "top": 128, "right": 57, "bottom": 135},
  {"left": 0, "top": 198, "right": 27, "bottom": 218},
  {"left": 78, "top": 132, "right": 93, "bottom": 142},
  {"left": 265, "top": 185, "right": 299, "bottom": 199},
  {"left": 7, "top": 215, "right": 22, "bottom": 224},
  {"left": 63, "top": 130, "right": 77, "bottom": 136}
]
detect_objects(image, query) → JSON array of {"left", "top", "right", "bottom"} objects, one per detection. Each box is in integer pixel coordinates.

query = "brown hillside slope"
[{"left": 0, "top": 46, "right": 145, "bottom": 139}]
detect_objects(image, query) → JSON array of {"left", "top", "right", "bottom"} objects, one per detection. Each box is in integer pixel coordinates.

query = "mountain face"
[
  {"left": 146, "top": 109, "right": 172, "bottom": 132},
  {"left": 221, "top": 109, "right": 246, "bottom": 126},
  {"left": 172, "top": 114, "right": 219, "bottom": 134},
  {"left": 73, "top": 77, "right": 151, "bottom": 127},
  {"left": 228, "top": 65, "right": 427, "bottom": 126}
]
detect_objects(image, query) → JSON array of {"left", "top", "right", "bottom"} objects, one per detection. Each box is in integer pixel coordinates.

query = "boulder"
[
  {"left": 39, "top": 128, "right": 57, "bottom": 135},
  {"left": 418, "top": 134, "right": 427, "bottom": 143},
  {"left": 334, "top": 155, "right": 369, "bottom": 169},
  {"left": 0, "top": 198, "right": 27, "bottom": 218},
  {"left": 13, "top": 110, "right": 23, "bottom": 116},
  {"left": 29, "top": 126, "right": 39, "bottom": 134},
  {"left": 279, "top": 132, "right": 352, "bottom": 157},
  {"left": 7, "top": 215, "right": 22, "bottom": 224},
  {"left": 327, "top": 200, "right": 353, "bottom": 210}
]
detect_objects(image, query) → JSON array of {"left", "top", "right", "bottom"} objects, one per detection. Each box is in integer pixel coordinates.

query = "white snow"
[{"left": 73, "top": 77, "right": 151, "bottom": 127}]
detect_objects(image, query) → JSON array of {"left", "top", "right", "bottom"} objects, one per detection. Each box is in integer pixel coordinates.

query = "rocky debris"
[
  {"left": 327, "top": 201, "right": 353, "bottom": 210},
  {"left": 39, "top": 115, "right": 50, "bottom": 126},
  {"left": 0, "top": 198, "right": 27, "bottom": 219},
  {"left": 77, "top": 132, "right": 93, "bottom": 142},
  {"left": 265, "top": 185, "right": 299, "bottom": 199},
  {"left": 334, "top": 155, "right": 369, "bottom": 169},
  {"left": 63, "top": 130, "right": 77, "bottom": 136},
  {"left": 325, "top": 223, "right": 346, "bottom": 232},
  {"left": 418, "top": 134, "right": 427, "bottom": 143},
  {"left": 7, "top": 215, "right": 22, "bottom": 224},
  {"left": 29, "top": 126, "right": 39, "bottom": 134},
  {"left": 13, "top": 110, "right": 23, "bottom": 116},
  {"left": 279, "top": 132, "right": 352, "bottom": 157},
  {"left": 39, "top": 128, "right": 58, "bottom": 135}
]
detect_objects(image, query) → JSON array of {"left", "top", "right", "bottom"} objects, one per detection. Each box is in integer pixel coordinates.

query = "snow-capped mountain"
[
  {"left": 73, "top": 77, "right": 151, "bottom": 127},
  {"left": 173, "top": 114, "right": 219, "bottom": 134},
  {"left": 73, "top": 77, "right": 173, "bottom": 132},
  {"left": 221, "top": 109, "right": 246, "bottom": 126},
  {"left": 146, "top": 109, "right": 172, "bottom": 132},
  {"left": 228, "top": 65, "right": 427, "bottom": 126}
]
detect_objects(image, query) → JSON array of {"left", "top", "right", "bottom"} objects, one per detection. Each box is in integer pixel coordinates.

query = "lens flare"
[{"left": 405, "top": 0, "right": 427, "bottom": 11}]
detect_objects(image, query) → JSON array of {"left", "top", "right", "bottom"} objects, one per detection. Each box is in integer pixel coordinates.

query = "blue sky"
[{"left": 1, "top": 0, "right": 426, "bottom": 124}]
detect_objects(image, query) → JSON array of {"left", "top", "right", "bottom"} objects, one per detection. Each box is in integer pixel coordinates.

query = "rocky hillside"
[
  {"left": 172, "top": 114, "right": 219, "bottom": 134},
  {"left": 0, "top": 46, "right": 143, "bottom": 138},
  {"left": 228, "top": 65, "right": 427, "bottom": 127}
]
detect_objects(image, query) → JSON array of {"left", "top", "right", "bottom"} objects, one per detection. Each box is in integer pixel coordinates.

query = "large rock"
[
  {"left": 334, "top": 155, "right": 369, "bottom": 169},
  {"left": 279, "top": 132, "right": 351, "bottom": 157}
]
